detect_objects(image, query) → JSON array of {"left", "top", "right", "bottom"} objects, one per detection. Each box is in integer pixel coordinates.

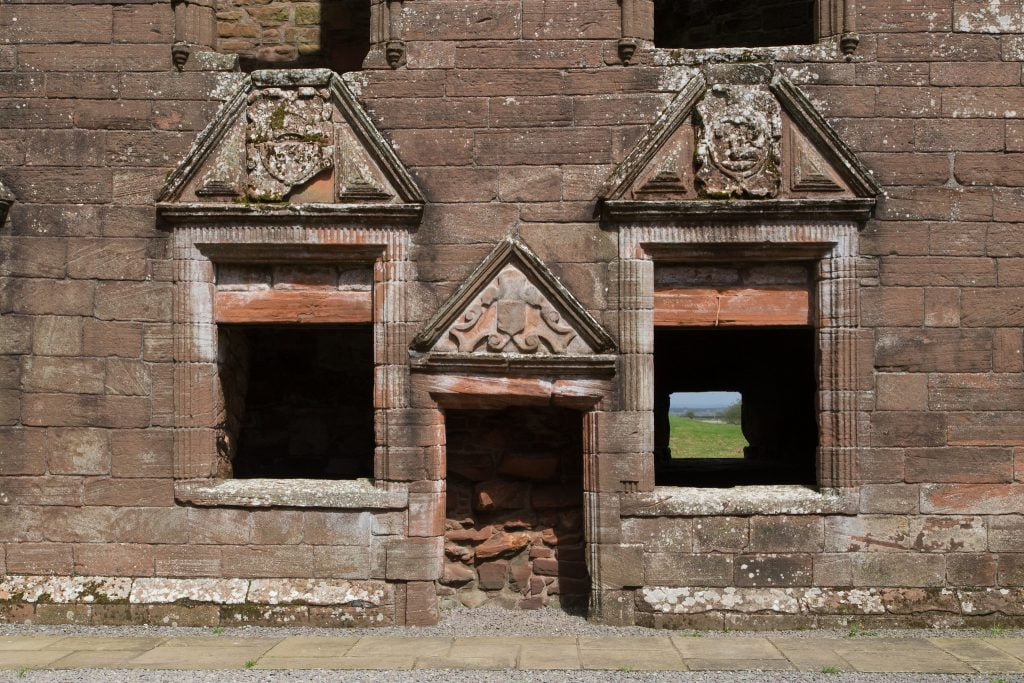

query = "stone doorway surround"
[{"left": 408, "top": 236, "right": 629, "bottom": 620}]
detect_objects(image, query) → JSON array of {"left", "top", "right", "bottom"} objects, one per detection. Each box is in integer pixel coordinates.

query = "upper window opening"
[
  {"left": 669, "top": 391, "right": 747, "bottom": 459},
  {"left": 653, "top": 0, "right": 817, "bottom": 49},
  {"left": 217, "top": 0, "right": 371, "bottom": 73}
]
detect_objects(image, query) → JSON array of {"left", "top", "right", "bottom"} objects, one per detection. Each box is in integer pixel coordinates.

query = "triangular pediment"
[
  {"left": 411, "top": 237, "right": 616, "bottom": 357},
  {"left": 0, "top": 178, "right": 12, "bottom": 227},
  {"left": 157, "top": 69, "right": 423, "bottom": 219},
  {"left": 600, "top": 65, "right": 881, "bottom": 221}
]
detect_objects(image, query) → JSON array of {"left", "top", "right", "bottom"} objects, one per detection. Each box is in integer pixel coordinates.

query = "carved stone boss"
[{"left": 695, "top": 85, "right": 781, "bottom": 199}]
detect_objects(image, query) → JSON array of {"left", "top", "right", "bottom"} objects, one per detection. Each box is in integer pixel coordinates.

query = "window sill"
[
  {"left": 648, "top": 41, "right": 844, "bottom": 67},
  {"left": 620, "top": 485, "right": 857, "bottom": 517},
  {"left": 174, "top": 478, "right": 408, "bottom": 509}
]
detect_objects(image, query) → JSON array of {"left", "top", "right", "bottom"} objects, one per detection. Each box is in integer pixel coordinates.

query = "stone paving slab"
[
  {"left": 0, "top": 634, "right": 1023, "bottom": 673},
  {"left": 0, "top": 637, "right": 66, "bottom": 652}
]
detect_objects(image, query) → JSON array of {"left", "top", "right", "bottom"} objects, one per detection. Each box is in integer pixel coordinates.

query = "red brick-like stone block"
[
  {"left": 922, "top": 483, "right": 1024, "bottom": 514},
  {"left": 385, "top": 537, "right": 442, "bottom": 581}
]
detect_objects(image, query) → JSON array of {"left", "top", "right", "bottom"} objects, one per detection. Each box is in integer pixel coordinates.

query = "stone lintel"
[
  {"left": 602, "top": 198, "right": 877, "bottom": 222},
  {"left": 157, "top": 202, "right": 424, "bottom": 225},
  {"left": 416, "top": 371, "right": 612, "bottom": 409},
  {"left": 620, "top": 485, "right": 858, "bottom": 517},
  {"left": 174, "top": 478, "right": 409, "bottom": 509},
  {"left": 410, "top": 353, "right": 617, "bottom": 376}
]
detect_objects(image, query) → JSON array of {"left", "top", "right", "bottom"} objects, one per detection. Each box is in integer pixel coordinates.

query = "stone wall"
[{"left": 1, "top": 0, "right": 1024, "bottom": 629}]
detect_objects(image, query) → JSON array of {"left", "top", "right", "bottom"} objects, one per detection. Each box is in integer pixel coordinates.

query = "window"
[
  {"left": 653, "top": 0, "right": 816, "bottom": 49},
  {"left": 668, "top": 391, "right": 747, "bottom": 459},
  {"left": 655, "top": 329, "right": 817, "bottom": 487},
  {"left": 216, "top": 0, "right": 371, "bottom": 72},
  {"left": 219, "top": 325, "right": 374, "bottom": 479},
  {"left": 652, "top": 261, "right": 818, "bottom": 488}
]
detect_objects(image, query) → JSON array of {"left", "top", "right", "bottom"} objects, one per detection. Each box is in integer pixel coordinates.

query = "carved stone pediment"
[
  {"left": 412, "top": 237, "right": 616, "bottom": 361},
  {"left": 600, "top": 64, "right": 881, "bottom": 221},
  {"left": 157, "top": 69, "right": 423, "bottom": 224}
]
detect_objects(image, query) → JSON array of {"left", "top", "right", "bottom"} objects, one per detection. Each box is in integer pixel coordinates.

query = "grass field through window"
[{"left": 668, "top": 415, "right": 748, "bottom": 459}]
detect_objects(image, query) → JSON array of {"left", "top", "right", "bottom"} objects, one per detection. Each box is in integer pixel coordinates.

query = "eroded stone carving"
[
  {"left": 791, "top": 137, "right": 842, "bottom": 192},
  {"left": 434, "top": 264, "right": 589, "bottom": 355},
  {"left": 246, "top": 85, "right": 334, "bottom": 201},
  {"left": 637, "top": 149, "right": 687, "bottom": 196},
  {"left": 695, "top": 84, "right": 781, "bottom": 199}
]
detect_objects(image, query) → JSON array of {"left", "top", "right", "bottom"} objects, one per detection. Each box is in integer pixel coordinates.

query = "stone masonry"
[{"left": 1, "top": 0, "right": 1024, "bottom": 630}]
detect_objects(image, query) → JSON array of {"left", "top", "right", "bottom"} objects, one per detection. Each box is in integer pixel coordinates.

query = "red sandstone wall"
[{"left": 1, "top": 0, "right": 1023, "bottom": 627}]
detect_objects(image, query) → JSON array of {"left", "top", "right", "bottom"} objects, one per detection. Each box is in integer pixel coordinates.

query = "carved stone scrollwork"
[
  {"left": 446, "top": 265, "right": 581, "bottom": 355},
  {"left": 695, "top": 85, "right": 781, "bottom": 199},
  {"left": 245, "top": 85, "right": 334, "bottom": 202}
]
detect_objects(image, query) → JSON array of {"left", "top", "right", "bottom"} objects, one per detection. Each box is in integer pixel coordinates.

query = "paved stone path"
[{"left": 2, "top": 634, "right": 1024, "bottom": 673}]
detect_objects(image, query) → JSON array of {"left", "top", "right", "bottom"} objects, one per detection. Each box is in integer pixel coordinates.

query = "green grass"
[{"left": 668, "top": 416, "right": 748, "bottom": 459}]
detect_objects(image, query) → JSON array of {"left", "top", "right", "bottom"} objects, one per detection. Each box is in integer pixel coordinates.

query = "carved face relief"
[
  {"left": 246, "top": 86, "right": 334, "bottom": 201},
  {"left": 438, "top": 264, "right": 588, "bottom": 355},
  {"left": 695, "top": 85, "right": 781, "bottom": 199}
]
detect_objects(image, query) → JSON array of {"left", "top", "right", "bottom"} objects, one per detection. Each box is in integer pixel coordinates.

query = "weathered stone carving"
[
  {"left": 791, "top": 137, "right": 842, "bottom": 192},
  {"left": 246, "top": 85, "right": 335, "bottom": 201},
  {"left": 637, "top": 150, "right": 687, "bottom": 196},
  {"left": 695, "top": 85, "right": 781, "bottom": 199},
  {"left": 411, "top": 237, "right": 616, "bottom": 360},
  {"left": 439, "top": 264, "right": 581, "bottom": 355}
]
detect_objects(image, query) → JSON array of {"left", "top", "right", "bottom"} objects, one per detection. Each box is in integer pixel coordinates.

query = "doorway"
[{"left": 439, "top": 406, "right": 590, "bottom": 612}]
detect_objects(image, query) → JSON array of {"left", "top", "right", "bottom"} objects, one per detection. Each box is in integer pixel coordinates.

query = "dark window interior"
[
  {"left": 654, "top": 327, "right": 818, "bottom": 487},
  {"left": 220, "top": 325, "right": 374, "bottom": 479},
  {"left": 654, "top": 0, "right": 816, "bottom": 49}
]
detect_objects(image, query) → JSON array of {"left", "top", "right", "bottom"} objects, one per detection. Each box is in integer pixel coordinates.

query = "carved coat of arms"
[
  {"left": 446, "top": 265, "right": 580, "bottom": 355},
  {"left": 246, "top": 86, "right": 334, "bottom": 201},
  {"left": 695, "top": 85, "right": 781, "bottom": 199}
]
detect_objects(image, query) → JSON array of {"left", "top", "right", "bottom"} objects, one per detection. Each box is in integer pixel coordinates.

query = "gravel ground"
[
  {"left": 1, "top": 606, "right": 1023, "bottom": 640},
  {"left": 0, "top": 670, "right": 1015, "bottom": 682}
]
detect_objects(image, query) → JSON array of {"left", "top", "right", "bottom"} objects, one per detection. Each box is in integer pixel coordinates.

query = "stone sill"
[
  {"left": 648, "top": 40, "right": 844, "bottom": 67},
  {"left": 620, "top": 485, "right": 857, "bottom": 517},
  {"left": 174, "top": 478, "right": 408, "bottom": 509}
]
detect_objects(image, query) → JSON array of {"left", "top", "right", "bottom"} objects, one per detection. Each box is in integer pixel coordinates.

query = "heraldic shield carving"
[
  {"left": 695, "top": 84, "right": 782, "bottom": 199},
  {"left": 411, "top": 237, "right": 616, "bottom": 359},
  {"left": 448, "top": 264, "right": 581, "bottom": 355},
  {"left": 246, "top": 85, "right": 335, "bottom": 201}
]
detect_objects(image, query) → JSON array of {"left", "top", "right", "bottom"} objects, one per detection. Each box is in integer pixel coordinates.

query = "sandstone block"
[{"left": 386, "top": 537, "right": 442, "bottom": 581}]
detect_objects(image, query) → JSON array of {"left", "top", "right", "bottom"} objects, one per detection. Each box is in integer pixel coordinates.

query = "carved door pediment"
[
  {"left": 600, "top": 64, "right": 881, "bottom": 222},
  {"left": 411, "top": 237, "right": 616, "bottom": 370}
]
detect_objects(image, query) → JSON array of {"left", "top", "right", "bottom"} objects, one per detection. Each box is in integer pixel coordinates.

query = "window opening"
[
  {"left": 219, "top": 324, "right": 374, "bottom": 479},
  {"left": 669, "top": 391, "right": 748, "bottom": 459},
  {"left": 218, "top": 0, "right": 371, "bottom": 73},
  {"left": 655, "top": 328, "right": 817, "bottom": 487},
  {"left": 653, "top": 0, "right": 816, "bottom": 49}
]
